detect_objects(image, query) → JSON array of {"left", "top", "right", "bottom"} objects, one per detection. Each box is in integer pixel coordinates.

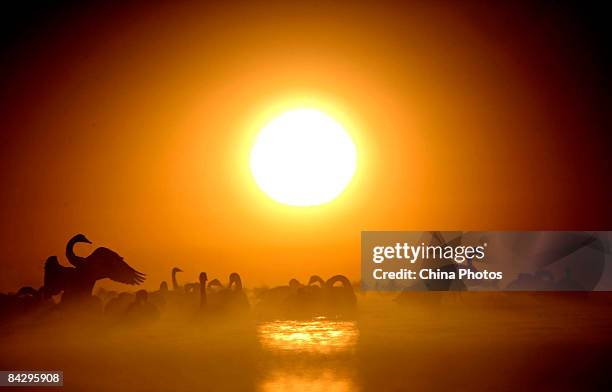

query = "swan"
[
  {"left": 166, "top": 269, "right": 205, "bottom": 317},
  {"left": 217, "top": 273, "right": 249, "bottom": 312},
  {"left": 289, "top": 275, "right": 327, "bottom": 313},
  {"left": 229, "top": 273, "right": 242, "bottom": 289},
  {"left": 105, "top": 291, "right": 135, "bottom": 319},
  {"left": 254, "top": 278, "right": 305, "bottom": 318},
  {"left": 64, "top": 234, "right": 145, "bottom": 287},
  {"left": 171, "top": 267, "right": 183, "bottom": 292},
  {"left": 16, "top": 286, "right": 40, "bottom": 298},
  {"left": 324, "top": 274, "right": 357, "bottom": 312},
  {"left": 44, "top": 235, "right": 145, "bottom": 304},
  {"left": 94, "top": 287, "right": 119, "bottom": 305},
  {"left": 207, "top": 278, "right": 225, "bottom": 292},
  {"left": 0, "top": 286, "right": 51, "bottom": 323},
  {"left": 149, "top": 281, "right": 169, "bottom": 309},
  {"left": 302, "top": 275, "right": 325, "bottom": 300},
  {"left": 184, "top": 282, "right": 201, "bottom": 294},
  {"left": 257, "top": 278, "right": 302, "bottom": 302},
  {"left": 201, "top": 277, "right": 226, "bottom": 310},
  {"left": 124, "top": 290, "right": 160, "bottom": 324},
  {"left": 199, "top": 272, "right": 208, "bottom": 309},
  {"left": 231, "top": 272, "right": 250, "bottom": 310}
]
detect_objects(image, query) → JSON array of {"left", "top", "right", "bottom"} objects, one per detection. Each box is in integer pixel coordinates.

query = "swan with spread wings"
[{"left": 44, "top": 234, "right": 145, "bottom": 302}]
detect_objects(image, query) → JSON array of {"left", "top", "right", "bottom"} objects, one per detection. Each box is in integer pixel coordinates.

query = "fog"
[{"left": 2, "top": 291, "right": 611, "bottom": 391}]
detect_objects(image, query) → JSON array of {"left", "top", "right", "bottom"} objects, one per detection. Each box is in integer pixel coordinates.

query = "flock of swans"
[{"left": 0, "top": 234, "right": 357, "bottom": 326}]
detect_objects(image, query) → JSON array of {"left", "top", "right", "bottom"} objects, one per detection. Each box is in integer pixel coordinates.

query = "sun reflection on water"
[
  {"left": 257, "top": 317, "right": 358, "bottom": 354},
  {"left": 259, "top": 370, "right": 355, "bottom": 392},
  {"left": 257, "top": 318, "right": 359, "bottom": 391}
]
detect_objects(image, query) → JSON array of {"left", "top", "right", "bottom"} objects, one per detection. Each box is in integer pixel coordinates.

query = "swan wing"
[
  {"left": 85, "top": 247, "right": 146, "bottom": 285},
  {"left": 44, "top": 256, "right": 71, "bottom": 296}
]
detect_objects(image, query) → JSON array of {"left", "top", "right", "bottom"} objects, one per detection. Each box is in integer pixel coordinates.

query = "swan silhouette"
[
  {"left": 254, "top": 278, "right": 306, "bottom": 318},
  {"left": 150, "top": 281, "right": 169, "bottom": 309},
  {"left": 299, "top": 275, "right": 327, "bottom": 309},
  {"left": 166, "top": 268, "right": 206, "bottom": 317},
  {"left": 201, "top": 277, "right": 225, "bottom": 310},
  {"left": 199, "top": 272, "right": 208, "bottom": 309},
  {"left": 105, "top": 292, "right": 134, "bottom": 319},
  {"left": 257, "top": 278, "right": 303, "bottom": 302},
  {"left": 0, "top": 286, "right": 49, "bottom": 322},
  {"left": 159, "top": 281, "right": 169, "bottom": 292},
  {"left": 44, "top": 235, "right": 145, "bottom": 303},
  {"left": 255, "top": 275, "right": 355, "bottom": 318},
  {"left": 217, "top": 273, "right": 249, "bottom": 312},
  {"left": 324, "top": 275, "right": 357, "bottom": 312},
  {"left": 171, "top": 267, "right": 183, "bottom": 292},
  {"left": 259, "top": 278, "right": 304, "bottom": 302},
  {"left": 303, "top": 275, "right": 325, "bottom": 301},
  {"left": 207, "top": 278, "right": 225, "bottom": 292},
  {"left": 124, "top": 290, "right": 160, "bottom": 324},
  {"left": 184, "top": 283, "right": 198, "bottom": 293},
  {"left": 65, "top": 234, "right": 145, "bottom": 286}
]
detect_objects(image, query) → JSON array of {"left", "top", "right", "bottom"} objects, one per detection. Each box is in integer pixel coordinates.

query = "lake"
[{"left": 1, "top": 292, "right": 611, "bottom": 391}]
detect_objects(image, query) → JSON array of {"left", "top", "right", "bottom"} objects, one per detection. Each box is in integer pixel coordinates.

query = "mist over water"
[{"left": 2, "top": 291, "right": 612, "bottom": 391}]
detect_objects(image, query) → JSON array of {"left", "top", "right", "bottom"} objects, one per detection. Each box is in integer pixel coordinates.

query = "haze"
[{"left": 0, "top": 1, "right": 609, "bottom": 292}]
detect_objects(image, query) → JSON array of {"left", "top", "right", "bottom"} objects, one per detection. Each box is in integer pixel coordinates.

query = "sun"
[{"left": 250, "top": 108, "right": 357, "bottom": 207}]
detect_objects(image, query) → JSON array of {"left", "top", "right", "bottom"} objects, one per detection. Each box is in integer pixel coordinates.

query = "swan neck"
[
  {"left": 200, "top": 284, "right": 207, "bottom": 307},
  {"left": 172, "top": 271, "right": 179, "bottom": 291},
  {"left": 326, "top": 275, "right": 351, "bottom": 289},
  {"left": 66, "top": 237, "right": 82, "bottom": 266}
]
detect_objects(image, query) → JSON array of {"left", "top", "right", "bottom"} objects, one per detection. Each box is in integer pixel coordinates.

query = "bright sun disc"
[{"left": 250, "top": 108, "right": 357, "bottom": 206}]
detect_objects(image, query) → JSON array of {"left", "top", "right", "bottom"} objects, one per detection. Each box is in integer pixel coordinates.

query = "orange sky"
[{"left": 0, "top": 1, "right": 609, "bottom": 291}]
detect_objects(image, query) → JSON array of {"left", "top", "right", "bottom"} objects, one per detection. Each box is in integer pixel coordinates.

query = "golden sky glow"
[{"left": 0, "top": 2, "right": 609, "bottom": 291}]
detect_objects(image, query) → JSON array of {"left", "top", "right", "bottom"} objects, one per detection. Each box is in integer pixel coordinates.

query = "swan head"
[
  {"left": 229, "top": 272, "right": 242, "bottom": 289},
  {"left": 159, "top": 281, "right": 168, "bottom": 292},
  {"left": 172, "top": 267, "right": 183, "bottom": 274},
  {"left": 199, "top": 272, "right": 208, "bottom": 284},
  {"left": 71, "top": 233, "right": 92, "bottom": 244},
  {"left": 289, "top": 278, "right": 302, "bottom": 290},
  {"left": 136, "top": 289, "right": 148, "bottom": 303}
]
